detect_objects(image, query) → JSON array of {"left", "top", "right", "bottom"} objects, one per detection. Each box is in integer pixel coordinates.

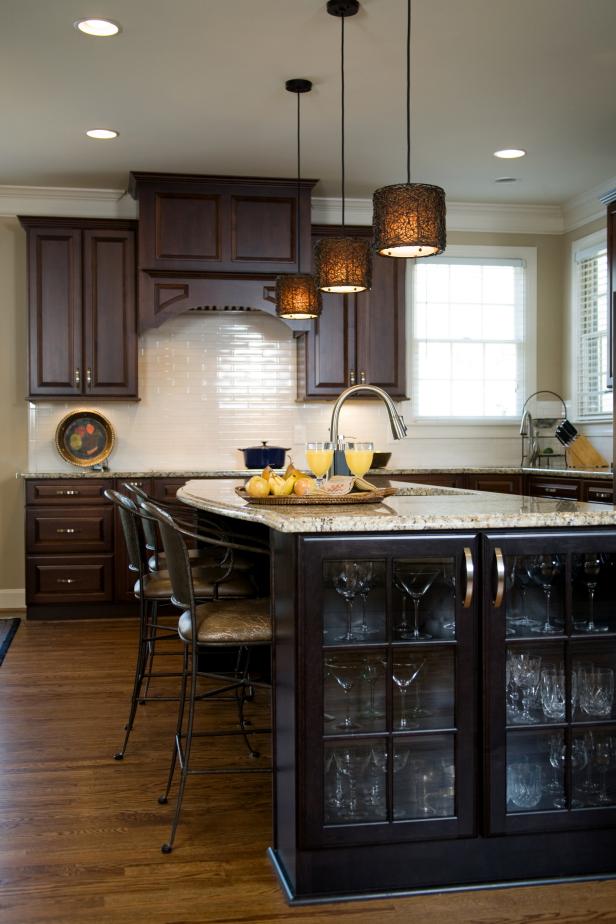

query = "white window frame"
[
  {"left": 570, "top": 229, "right": 610, "bottom": 422},
  {"left": 407, "top": 244, "right": 537, "bottom": 424}
]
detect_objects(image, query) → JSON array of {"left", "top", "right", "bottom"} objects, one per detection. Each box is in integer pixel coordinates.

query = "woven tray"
[{"left": 235, "top": 486, "right": 396, "bottom": 506}]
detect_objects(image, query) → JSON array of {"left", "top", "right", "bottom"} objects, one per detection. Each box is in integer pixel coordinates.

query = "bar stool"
[
  {"left": 105, "top": 489, "right": 257, "bottom": 761},
  {"left": 141, "top": 500, "right": 272, "bottom": 854}
]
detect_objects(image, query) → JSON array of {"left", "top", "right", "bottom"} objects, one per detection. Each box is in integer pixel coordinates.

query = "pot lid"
[{"left": 238, "top": 441, "right": 291, "bottom": 451}]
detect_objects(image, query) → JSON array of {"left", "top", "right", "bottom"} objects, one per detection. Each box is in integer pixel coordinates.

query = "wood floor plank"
[{"left": 1, "top": 619, "right": 616, "bottom": 924}]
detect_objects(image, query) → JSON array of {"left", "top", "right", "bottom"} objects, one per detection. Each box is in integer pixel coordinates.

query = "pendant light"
[
  {"left": 372, "top": 0, "right": 446, "bottom": 258},
  {"left": 275, "top": 79, "right": 322, "bottom": 320},
  {"left": 314, "top": 0, "right": 371, "bottom": 294}
]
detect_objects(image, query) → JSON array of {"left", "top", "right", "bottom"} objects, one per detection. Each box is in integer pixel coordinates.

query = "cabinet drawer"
[
  {"left": 582, "top": 481, "right": 614, "bottom": 505},
  {"left": 114, "top": 477, "right": 153, "bottom": 497},
  {"left": 151, "top": 478, "right": 188, "bottom": 502},
  {"left": 466, "top": 474, "right": 523, "bottom": 495},
  {"left": 526, "top": 476, "right": 581, "bottom": 500},
  {"left": 26, "top": 507, "right": 113, "bottom": 553},
  {"left": 26, "top": 479, "right": 110, "bottom": 506},
  {"left": 26, "top": 555, "right": 114, "bottom": 604}
]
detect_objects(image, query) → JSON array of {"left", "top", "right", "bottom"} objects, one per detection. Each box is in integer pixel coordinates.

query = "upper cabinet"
[
  {"left": 608, "top": 198, "right": 616, "bottom": 390},
  {"left": 129, "top": 172, "right": 317, "bottom": 332},
  {"left": 20, "top": 217, "right": 138, "bottom": 400},
  {"left": 297, "top": 226, "right": 407, "bottom": 400}
]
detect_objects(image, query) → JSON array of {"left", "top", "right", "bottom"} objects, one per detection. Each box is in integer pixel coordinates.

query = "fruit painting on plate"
[{"left": 55, "top": 411, "right": 115, "bottom": 468}]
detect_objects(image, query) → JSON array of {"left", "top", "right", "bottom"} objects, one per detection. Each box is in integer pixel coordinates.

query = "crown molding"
[
  {"left": 311, "top": 196, "right": 564, "bottom": 234},
  {"left": 562, "top": 175, "right": 616, "bottom": 232},
  {"left": 0, "top": 185, "right": 137, "bottom": 219}
]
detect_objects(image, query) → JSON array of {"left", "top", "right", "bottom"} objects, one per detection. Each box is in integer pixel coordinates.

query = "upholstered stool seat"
[
  {"left": 178, "top": 599, "right": 271, "bottom": 645},
  {"left": 135, "top": 567, "right": 255, "bottom": 601}
]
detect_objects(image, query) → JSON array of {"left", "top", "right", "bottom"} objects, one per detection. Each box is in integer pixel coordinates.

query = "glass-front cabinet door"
[
  {"left": 484, "top": 530, "right": 616, "bottom": 835},
  {"left": 299, "top": 533, "right": 478, "bottom": 848}
]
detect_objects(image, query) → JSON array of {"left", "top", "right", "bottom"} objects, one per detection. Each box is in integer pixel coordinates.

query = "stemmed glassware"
[
  {"left": 305, "top": 441, "right": 334, "bottom": 488},
  {"left": 394, "top": 567, "right": 439, "bottom": 640},
  {"left": 595, "top": 736, "right": 616, "bottom": 805},
  {"left": 392, "top": 659, "right": 424, "bottom": 729},
  {"left": 354, "top": 562, "right": 377, "bottom": 635},
  {"left": 360, "top": 656, "right": 385, "bottom": 719},
  {"left": 526, "top": 554, "right": 562, "bottom": 635},
  {"left": 575, "top": 554, "right": 609, "bottom": 633},
  {"left": 331, "top": 562, "right": 361, "bottom": 642},
  {"left": 344, "top": 442, "right": 374, "bottom": 478},
  {"left": 546, "top": 735, "right": 566, "bottom": 808},
  {"left": 507, "top": 652, "right": 542, "bottom": 724},
  {"left": 326, "top": 659, "right": 360, "bottom": 730}
]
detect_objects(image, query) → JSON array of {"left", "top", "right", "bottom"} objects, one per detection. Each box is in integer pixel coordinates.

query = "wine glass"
[
  {"left": 305, "top": 441, "right": 334, "bottom": 487},
  {"left": 394, "top": 567, "right": 439, "bottom": 640},
  {"left": 526, "top": 554, "right": 562, "bottom": 635},
  {"left": 595, "top": 736, "right": 616, "bottom": 805},
  {"left": 392, "top": 659, "right": 423, "bottom": 729},
  {"left": 546, "top": 735, "right": 566, "bottom": 808},
  {"left": 575, "top": 554, "right": 609, "bottom": 633},
  {"left": 354, "top": 561, "right": 377, "bottom": 635},
  {"left": 332, "top": 561, "right": 361, "bottom": 642},
  {"left": 326, "top": 659, "right": 360, "bottom": 730},
  {"left": 344, "top": 442, "right": 374, "bottom": 479},
  {"left": 360, "top": 656, "right": 385, "bottom": 719}
]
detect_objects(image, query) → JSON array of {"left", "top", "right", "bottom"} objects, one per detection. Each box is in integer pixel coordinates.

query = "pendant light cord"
[
  {"left": 341, "top": 13, "right": 346, "bottom": 230},
  {"left": 406, "top": 0, "right": 411, "bottom": 184},
  {"left": 296, "top": 90, "right": 302, "bottom": 268}
]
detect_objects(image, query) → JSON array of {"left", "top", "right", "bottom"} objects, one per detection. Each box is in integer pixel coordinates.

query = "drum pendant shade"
[
  {"left": 373, "top": 182, "right": 446, "bottom": 258},
  {"left": 314, "top": 237, "right": 372, "bottom": 293}
]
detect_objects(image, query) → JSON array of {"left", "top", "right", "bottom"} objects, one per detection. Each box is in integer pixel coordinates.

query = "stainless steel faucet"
[{"left": 329, "top": 384, "right": 408, "bottom": 448}]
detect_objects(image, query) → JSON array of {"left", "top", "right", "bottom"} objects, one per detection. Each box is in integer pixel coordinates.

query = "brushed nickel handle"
[
  {"left": 56, "top": 578, "right": 76, "bottom": 584},
  {"left": 544, "top": 487, "right": 557, "bottom": 494},
  {"left": 493, "top": 548, "right": 505, "bottom": 608},
  {"left": 349, "top": 371, "right": 356, "bottom": 386},
  {"left": 359, "top": 371, "right": 366, "bottom": 384},
  {"left": 74, "top": 368, "right": 81, "bottom": 387},
  {"left": 595, "top": 491, "right": 612, "bottom": 499},
  {"left": 55, "top": 528, "right": 78, "bottom": 534},
  {"left": 55, "top": 489, "right": 80, "bottom": 496},
  {"left": 462, "top": 547, "right": 474, "bottom": 609},
  {"left": 86, "top": 368, "right": 92, "bottom": 387}
]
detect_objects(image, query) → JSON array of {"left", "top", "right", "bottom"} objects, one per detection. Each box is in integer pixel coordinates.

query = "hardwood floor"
[{"left": 1, "top": 617, "right": 616, "bottom": 924}]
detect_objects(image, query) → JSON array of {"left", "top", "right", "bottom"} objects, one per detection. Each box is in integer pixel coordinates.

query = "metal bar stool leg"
[
  {"left": 161, "top": 646, "right": 198, "bottom": 854},
  {"left": 159, "top": 643, "right": 190, "bottom": 807},
  {"left": 140, "top": 599, "right": 159, "bottom": 704},
  {"left": 114, "top": 595, "right": 149, "bottom": 760}
]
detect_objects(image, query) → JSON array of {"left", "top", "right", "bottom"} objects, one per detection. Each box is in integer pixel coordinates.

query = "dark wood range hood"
[{"left": 129, "top": 171, "right": 318, "bottom": 333}]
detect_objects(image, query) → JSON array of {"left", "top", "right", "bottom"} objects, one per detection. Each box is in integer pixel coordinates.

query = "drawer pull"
[
  {"left": 86, "top": 368, "right": 92, "bottom": 388},
  {"left": 594, "top": 492, "right": 612, "bottom": 500},
  {"left": 55, "top": 489, "right": 80, "bottom": 496},
  {"left": 359, "top": 371, "right": 367, "bottom": 385},
  {"left": 462, "top": 547, "right": 474, "bottom": 609},
  {"left": 349, "top": 371, "right": 356, "bottom": 386},
  {"left": 493, "top": 547, "right": 505, "bottom": 609},
  {"left": 56, "top": 578, "right": 76, "bottom": 584},
  {"left": 544, "top": 487, "right": 557, "bottom": 494},
  {"left": 55, "top": 528, "right": 77, "bottom": 534},
  {"left": 74, "top": 368, "right": 81, "bottom": 387}
]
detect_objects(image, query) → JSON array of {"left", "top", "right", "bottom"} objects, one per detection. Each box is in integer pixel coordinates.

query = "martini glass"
[
  {"left": 392, "top": 659, "right": 424, "bottom": 729},
  {"left": 395, "top": 568, "right": 439, "bottom": 640}
]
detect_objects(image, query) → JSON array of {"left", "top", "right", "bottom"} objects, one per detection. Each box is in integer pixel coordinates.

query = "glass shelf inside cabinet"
[
  {"left": 392, "top": 557, "right": 456, "bottom": 642},
  {"left": 502, "top": 552, "right": 565, "bottom": 639},
  {"left": 322, "top": 559, "right": 387, "bottom": 645},
  {"left": 571, "top": 552, "right": 616, "bottom": 635}
]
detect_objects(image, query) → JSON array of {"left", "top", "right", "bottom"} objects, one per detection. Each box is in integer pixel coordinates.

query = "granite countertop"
[
  {"left": 176, "top": 478, "right": 616, "bottom": 535},
  {"left": 21, "top": 465, "right": 613, "bottom": 480}
]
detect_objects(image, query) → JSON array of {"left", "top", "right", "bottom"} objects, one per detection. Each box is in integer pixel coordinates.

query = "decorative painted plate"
[{"left": 55, "top": 410, "right": 115, "bottom": 468}]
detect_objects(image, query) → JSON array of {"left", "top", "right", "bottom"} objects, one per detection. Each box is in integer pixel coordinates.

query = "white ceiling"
[{"left": 1, "top": 0, "right": 615, "bottom": 206}]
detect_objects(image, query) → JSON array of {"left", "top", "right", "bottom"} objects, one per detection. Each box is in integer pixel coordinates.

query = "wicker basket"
[{"left": 234, "top": 486, "right": 396, "bottom": 506}]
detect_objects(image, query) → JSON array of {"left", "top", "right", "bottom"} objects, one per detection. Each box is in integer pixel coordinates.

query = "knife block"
[{"left": 565, "top": 435, "right": 609, "bottom": 470}]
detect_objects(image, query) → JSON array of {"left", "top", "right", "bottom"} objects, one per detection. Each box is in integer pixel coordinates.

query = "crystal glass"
[
  {"left": 574, "top": 554, "right": 609, "bottom": 633},
  {"left": 507, "top": 761, "right": 542, "bottom": 810},
  {"left": 305, "top": 441, "right": 334, "bottom": 487},
  {"left": 579, "top": 667, "right": 614, "bottom": 719},
  {"left": 539, "top": 665, "right": 575, "bottom": 722},
  {"left": 526, "top": 554, "right": 562, "bottom": 635},
  {"left": 344, "top": 441, "right": 374, "bottom": 478},
  {"left": 394, "top": 567, "right": 439, "bottom": 640},
  {"left": 508, "top": 652, "right": 542, "bottom": 724}
]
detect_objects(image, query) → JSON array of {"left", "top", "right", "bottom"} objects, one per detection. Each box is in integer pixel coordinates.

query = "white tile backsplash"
[{"left": 27, "top": 311, "right": 545, "bottom": 473}]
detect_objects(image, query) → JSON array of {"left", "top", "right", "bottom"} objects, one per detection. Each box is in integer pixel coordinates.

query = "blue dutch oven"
[{"left": 239, "top": 441, "right": 290, "bottom": 469}]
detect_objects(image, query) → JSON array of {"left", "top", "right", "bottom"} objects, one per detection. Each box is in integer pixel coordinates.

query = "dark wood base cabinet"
[{"left": 268, "top": 527, "right": 616, "bottom": 902}]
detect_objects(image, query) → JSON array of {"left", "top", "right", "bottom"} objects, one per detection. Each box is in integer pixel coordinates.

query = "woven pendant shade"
[
  {"left": 275, "top": 273, "right": 322, "bottom": 319},
  {"left": 314, "top": 237, "right": 371, "bottom": 293},
  {"left": 372, "top": 182, "right": 446, "bottom": 258}
]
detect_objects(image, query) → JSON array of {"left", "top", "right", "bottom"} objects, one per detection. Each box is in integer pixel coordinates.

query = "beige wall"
[{"left": 0, "top": 217, "right": 27, "bottom": 594}]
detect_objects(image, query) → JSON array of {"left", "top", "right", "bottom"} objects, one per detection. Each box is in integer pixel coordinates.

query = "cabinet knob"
[
  {"left": 74, "top": 368, "right": 81, "bottom": 387},
  {"left": 349, "top": 371, "right": 356, "bottom": 386},
  {"left": 462, "top": 547, "right": 474, "bottom": 609},
  {"left": 492, "top": 548, "right": 505, "bottom": 609},
  {"left": 56, "top": 578, "right": 76, "bottom": 584},
  {"left": 86, "top": 368, "right": 92, "bottom": 388},
  {"left": 359, "top": 371, "right": 366, "bottom": 385}
]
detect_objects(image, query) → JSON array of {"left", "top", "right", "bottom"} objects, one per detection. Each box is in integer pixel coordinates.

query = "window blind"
[
  {"left": 412, "top": 258, "right": 526, "bottom": 418},
  {"left": 576, "top": 246, "right": 609, "bottom": 418}
]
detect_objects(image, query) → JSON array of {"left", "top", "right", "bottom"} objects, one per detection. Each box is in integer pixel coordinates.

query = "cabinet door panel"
[
  {"left": 466, "top": 474, "right": 523, "bottom": 495},
  {"left": 83, "top": 229, "right": 137, "bottom": 397},
  {"left": 527, "top": 475, "right": 581, "bottom": 500},
  {"left": 356, "top": 256, "right": 407, "bottom": 398},
  {"left": 25, "top": 480, "right": 110, "bottom": 506},
  {"left": 582, "top": 480, "right": 614, "bottom": 505},
  {"left": 299, "top": 294, "right": 354, "bottom": 398},
  {"left": 28, "top": 229, "right": 82, "bottom": 396}
]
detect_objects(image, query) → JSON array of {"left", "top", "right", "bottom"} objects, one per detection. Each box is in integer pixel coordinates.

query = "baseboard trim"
[{"left": 0, "top": 589, "right": 26, "bottom": 612}]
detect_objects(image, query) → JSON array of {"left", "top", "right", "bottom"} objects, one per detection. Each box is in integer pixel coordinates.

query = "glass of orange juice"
[
  {"left": 305, "top": 441, "right": 334, "bottom": 487},
  {"left": 344, "top": 441, "right": 374, "bottom": 478}
]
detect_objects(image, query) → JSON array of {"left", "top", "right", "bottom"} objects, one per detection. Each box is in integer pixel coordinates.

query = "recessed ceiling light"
[
  {"left": 495, "top": 177, "right": 517, "bottom": 183},
  {"left": 494, "top": 148, "right": 526, "bottom": 159},
  {"left": 86, "top": 128, "right": 119, "bottom": 139},
  {"left": 74, "top": 18, "right": 121, "bottom": 37}
]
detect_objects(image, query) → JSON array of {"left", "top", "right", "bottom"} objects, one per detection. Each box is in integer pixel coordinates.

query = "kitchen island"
[{"left": 177, "top": 479, "right": 616, "bottom": 902}]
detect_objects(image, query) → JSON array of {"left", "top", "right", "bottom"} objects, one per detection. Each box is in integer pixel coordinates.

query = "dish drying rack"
[{"left": 519, "top": 390, "right": 568, "bottom": 468}]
